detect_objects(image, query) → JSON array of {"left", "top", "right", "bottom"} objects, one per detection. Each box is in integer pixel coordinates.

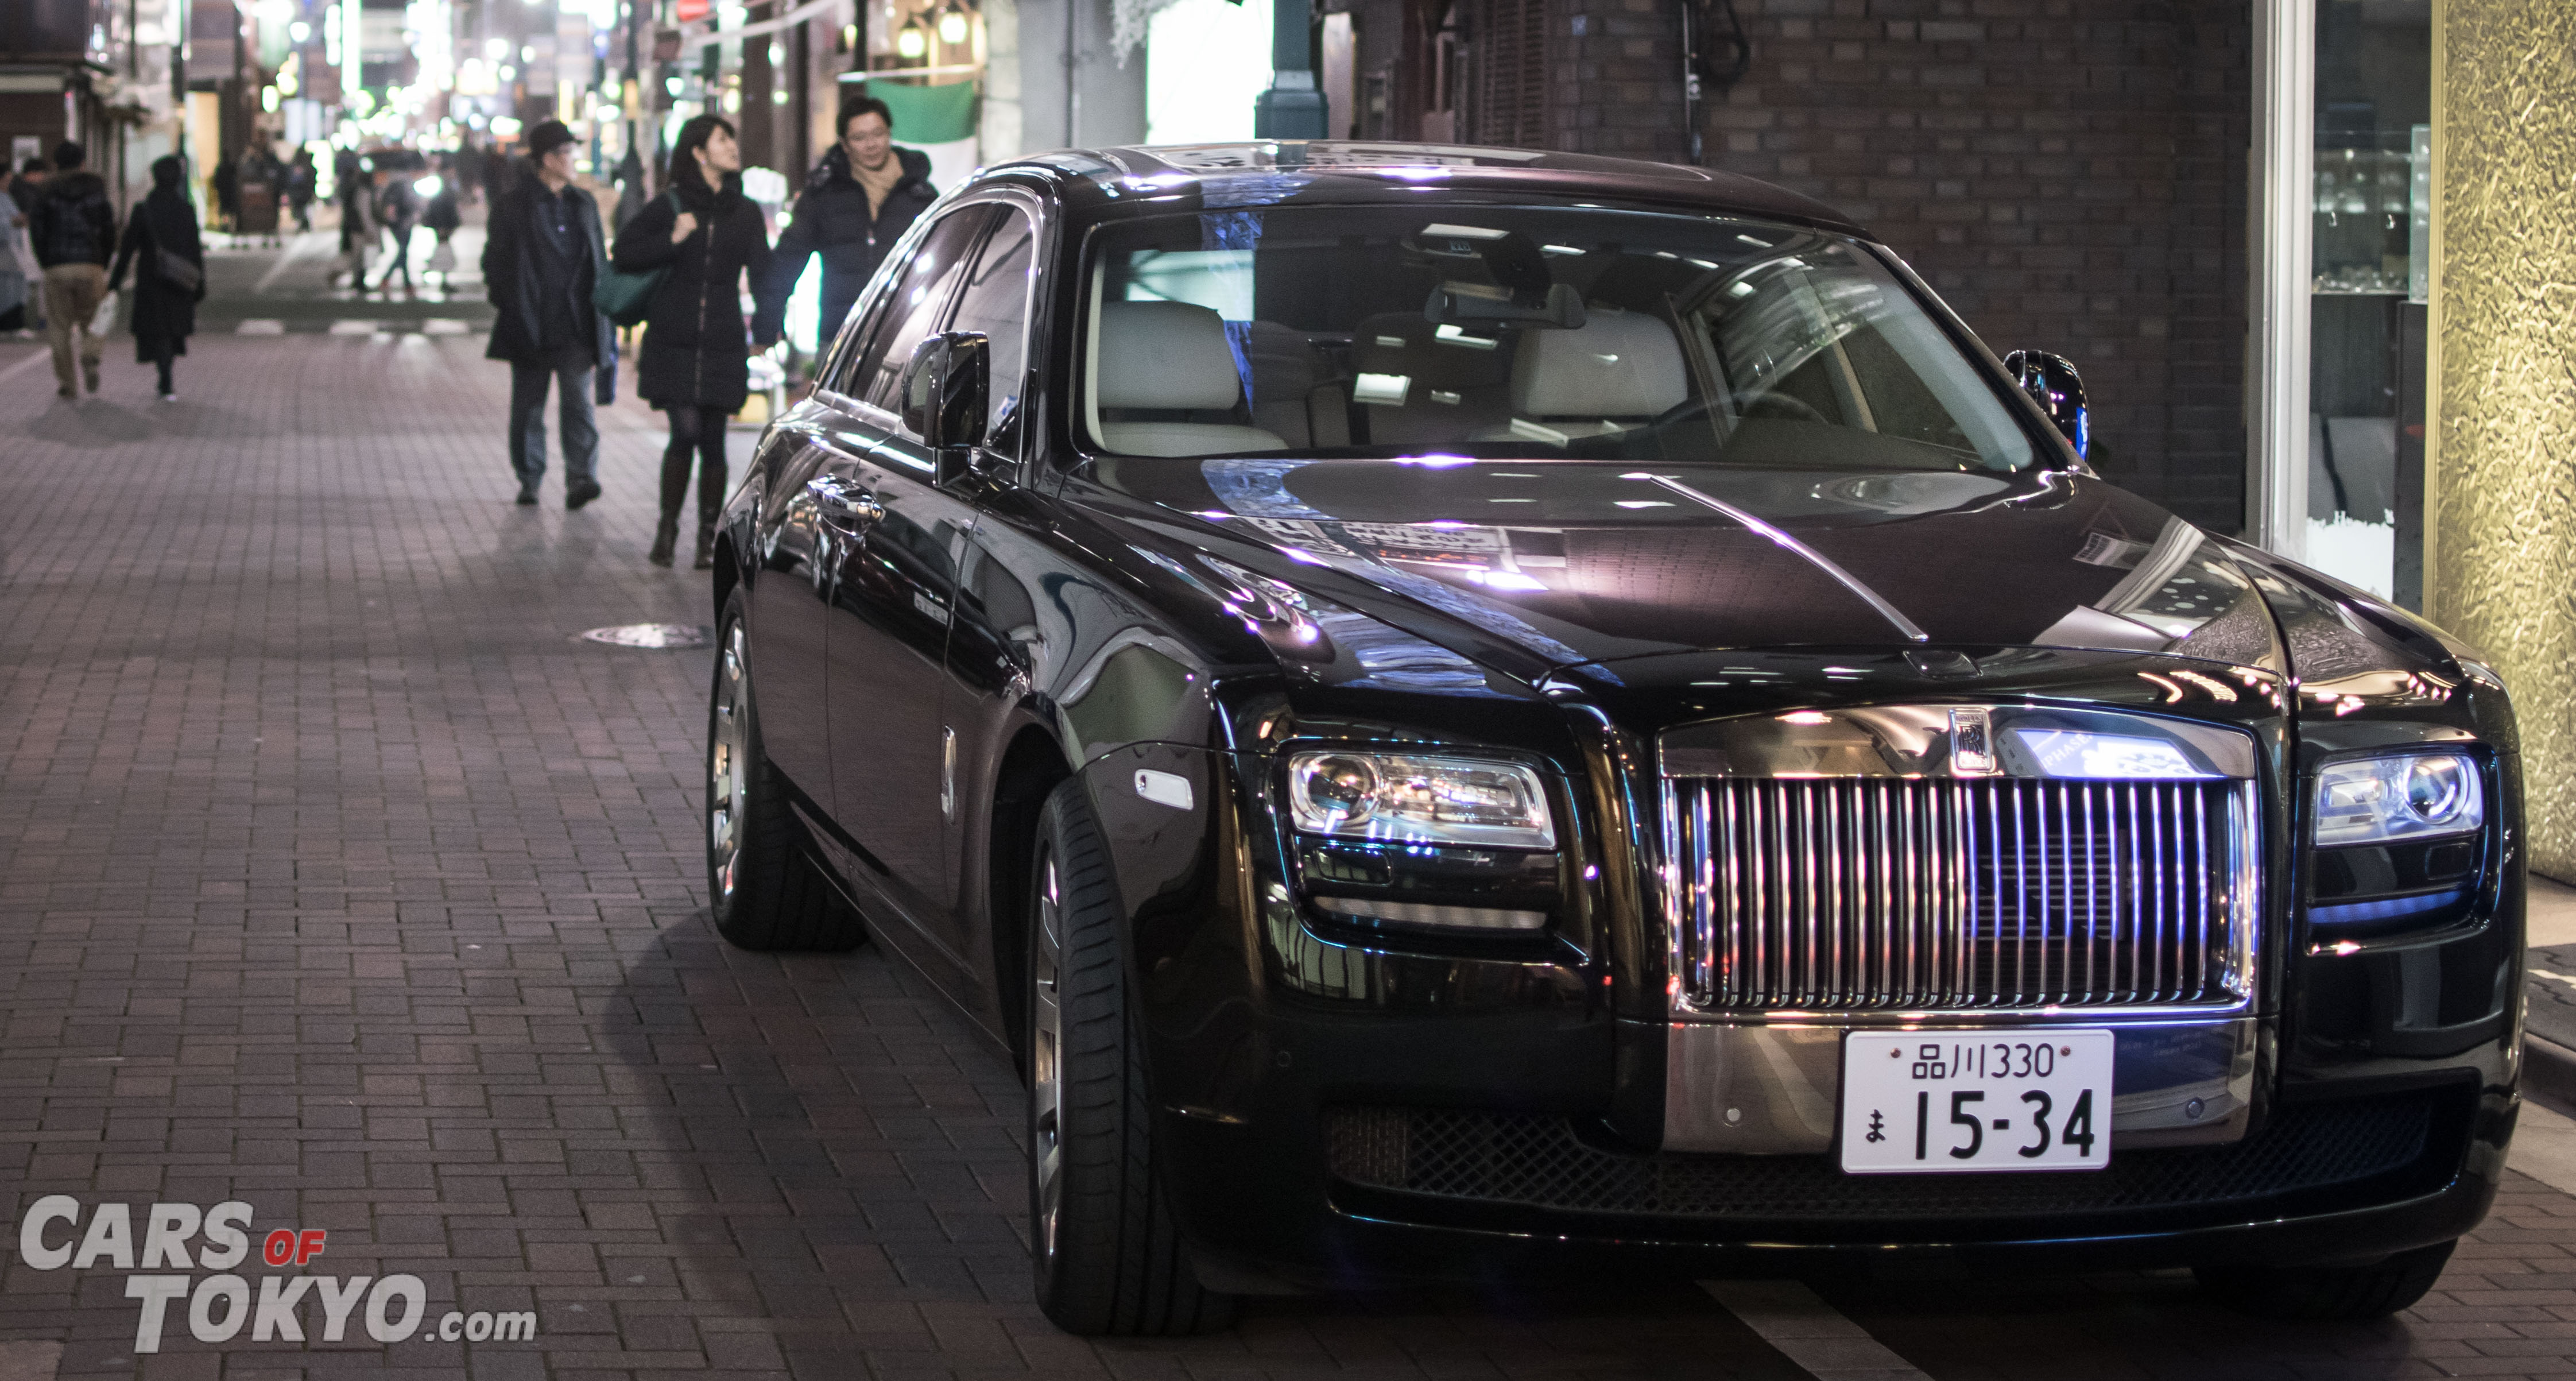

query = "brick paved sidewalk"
[{"left": 1, "top": 332, "right": 2571, "bottom": 1380}]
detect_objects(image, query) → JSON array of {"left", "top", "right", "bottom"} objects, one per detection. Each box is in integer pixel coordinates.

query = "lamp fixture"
[
  {"left": 935, "top": 1, "right": 969, "bottom": 45},
  {"left": 894, "top": 16, "right": 927, "bottom": 57}
]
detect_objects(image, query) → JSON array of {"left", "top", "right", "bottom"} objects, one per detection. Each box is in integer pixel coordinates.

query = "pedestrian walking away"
[
  {"left": 373, "top": 157, "right": 421, "bottom": 296},
  {"left": 105, "top": 155, "right": 206, "bottom": 403},
  {"left": 421, "top": 159, "right": 463, "bottom": 287},
  {"left": 0, "top": 164, "right": 35, "bottom": 336},
  {"left": 8, "top": 158, "right": 42, "bottom": 218},
  {"left": 482, "top": 119, "right": 616, "bottom": 510},
  {"left": 334, "top": 148, "right": 371, "bottom": 287},
  {"left": 610, "top": 114, "right": 780, "bottom": 570},
  {"left": 27, "top": 140, "right": 114, "bottom": 399},
  {"left": 286, "top": 149, "right": 316, "bottom": 233},
  {"left": 211, "top": 153, "right": 239, "bottom": 234},
  {"left": 768, "top": 95, "right": 936, "bottom": 361},
  {"left": 11, "top": 158, "right": 48, "bottom": 333},
  {"left": 453, "top": 134, "right": 486, "bottom": 206}
]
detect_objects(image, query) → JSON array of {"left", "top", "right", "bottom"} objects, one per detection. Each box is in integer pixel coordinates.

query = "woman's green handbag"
[{"left": 592, "top": 192, "right": 679, "bottom": 327}]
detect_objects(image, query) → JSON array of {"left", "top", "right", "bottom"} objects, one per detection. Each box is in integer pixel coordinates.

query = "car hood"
[{"left": 1084, "top": 456, "right": 2285, "bottom": 680}]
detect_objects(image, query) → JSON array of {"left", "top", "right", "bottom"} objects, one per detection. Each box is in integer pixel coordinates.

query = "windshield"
[{"left": 1077, "top": 206, "right": 2038, "bottom": 471}]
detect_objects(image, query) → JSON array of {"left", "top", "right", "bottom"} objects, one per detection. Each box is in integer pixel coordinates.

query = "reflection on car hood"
[{"left": 1089, "top": 456, "right": 2284, "bottom": 676}]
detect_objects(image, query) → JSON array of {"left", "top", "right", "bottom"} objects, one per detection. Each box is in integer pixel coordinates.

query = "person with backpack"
[
  {"left": 105, "top": 155, "right": 207, "bottom": 403},
  {"left": 481, "top": 120, "right": 615, "bottom": 509},
  {"left": 371, "top": 155, "right": 423, "bottom": 296},
  {"left": 610, "top": 114, "right": 780, "bottom": 569},
  {"left": 286, "top": 149, "right": 317, "bottom": 233},
  {"left": 26, "top": 140, "right": 115, "bottom": 399},
  {"left": 766, "top": 96, "right": 936, "bottom": 354},
  {"left": 421, "top": 154, "right": 463, "bottom": 288},
  {"left": 334, "top": 148, "right": 372, "bottom": 287}
]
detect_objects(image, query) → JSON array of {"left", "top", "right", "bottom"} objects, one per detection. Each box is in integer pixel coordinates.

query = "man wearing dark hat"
[{"left": 481, "top": 119, "right": 614, "bottom": 508}]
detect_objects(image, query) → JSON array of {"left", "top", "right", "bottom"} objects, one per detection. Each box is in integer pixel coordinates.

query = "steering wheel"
[
  {"left": 1643, "top": 390, "right": 1831, "bottom": 435},
  {"left": 1738, "top": 390, "right": 1831, "bottom": 424}
]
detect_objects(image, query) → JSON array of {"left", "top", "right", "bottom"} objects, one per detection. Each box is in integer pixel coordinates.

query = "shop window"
[{"left": 2304, "top": 0, "right": 2429, "bottom": 606}]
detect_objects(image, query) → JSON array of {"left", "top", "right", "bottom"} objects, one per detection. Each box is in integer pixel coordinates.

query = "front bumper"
[
  {"left": 1078, "top": 706, "right": 2521, "bottom": 1288},
  {"left": 1161, "top": 1061, "right": 2508, "bottom": 1290}
]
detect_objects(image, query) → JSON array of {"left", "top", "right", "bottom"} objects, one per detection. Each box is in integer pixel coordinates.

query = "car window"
[
  {"left": 818, "top": 287, "right": 890, "bottom": 398},
  {"left": 841, "top": 205, "right": 997, "bottom": 424},
  {"left": 947, "top": 207, "right": 1037, "bottom": 448},
  {"left": 1072, "top": 206, "right": 2037, "bottom": 473}
]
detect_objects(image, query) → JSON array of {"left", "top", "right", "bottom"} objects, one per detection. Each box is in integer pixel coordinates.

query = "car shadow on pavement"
[
  {"left": 1819, "top": 1266, "right": 2435, "bottom": 1380},
  {"left": 594, "top": 913, "right": 1816, "bottom": 1378}
]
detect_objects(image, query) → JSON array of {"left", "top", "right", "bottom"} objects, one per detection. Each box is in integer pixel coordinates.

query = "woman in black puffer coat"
[
  {"left": 105, "top": 155, "right": 206, "bottom": 403},
  {"left": 611, "top": 115, "right": 780, "bottom": 568}
]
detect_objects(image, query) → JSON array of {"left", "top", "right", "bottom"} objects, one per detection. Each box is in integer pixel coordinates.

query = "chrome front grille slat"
[{"left": 1669, "top": 776, "right": 2258, "bottom": 1013}]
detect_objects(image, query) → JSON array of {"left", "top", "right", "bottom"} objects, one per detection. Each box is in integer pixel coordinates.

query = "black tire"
[
  {"left": 1025, "top": 780, "right": 1232, "bottom": 1336},
  {"left": 706, "top": 589, "right": 861, "bottom": 952},
  {"left": 2195, "top": 1240, "right": 2455, "bottom": 1321}
]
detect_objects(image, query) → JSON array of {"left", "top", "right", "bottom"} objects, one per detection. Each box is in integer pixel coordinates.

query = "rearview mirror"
[
  {"left": 1424, "top": 280, "right": 1586, "bottom": 330},
  {"left": 900, "top": 330, "right": 991, "bottom": 479},
  {"left": 2004, "top": 349, "right": 2087, "bottom": 459}
]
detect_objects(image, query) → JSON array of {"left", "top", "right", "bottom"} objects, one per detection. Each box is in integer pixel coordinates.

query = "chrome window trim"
[{"left": 814, "top": 183, "right": 1055, "bottom": 423}]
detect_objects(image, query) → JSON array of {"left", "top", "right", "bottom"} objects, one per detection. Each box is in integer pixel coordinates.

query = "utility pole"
[{"left": 1250, "top": 0, "right": 1324, "bottom": 139}]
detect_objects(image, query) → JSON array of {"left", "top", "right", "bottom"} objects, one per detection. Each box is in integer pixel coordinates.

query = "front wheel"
[
  {"left": 1025, "top": 780, "right": 1231, "bottom": 1336},
  {"left": 2195, "top": 1240, "right": 2455, "bottom": 1320},
  {"left": 706, "top": 589, "right": 861, "bottom": 951}
]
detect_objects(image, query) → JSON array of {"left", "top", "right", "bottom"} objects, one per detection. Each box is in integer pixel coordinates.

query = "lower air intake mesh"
[{"left": 1324, "top": 1091, "right": 2448, "bottom": 1223}]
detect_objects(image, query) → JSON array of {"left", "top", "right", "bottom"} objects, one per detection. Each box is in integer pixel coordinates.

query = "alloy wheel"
[
  {"left": 1031, "top": 850, "right": 1066, "bottom": 1267},
  {"left": 708, "top": 624, "right": 749, "bottom": 902}
]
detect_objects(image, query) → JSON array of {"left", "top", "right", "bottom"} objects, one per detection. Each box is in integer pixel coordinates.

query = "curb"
[{"left": 2529, "top": 1035, "right": 2576, "bottom": 1116}]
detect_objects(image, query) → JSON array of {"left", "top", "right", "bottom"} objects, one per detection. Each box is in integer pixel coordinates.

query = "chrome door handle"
[{"left": 805, "top": 475, "right": 885, "bottom": 527}]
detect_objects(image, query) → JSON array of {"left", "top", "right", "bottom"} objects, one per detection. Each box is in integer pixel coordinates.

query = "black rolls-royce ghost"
[{"left": 704, "top": 142, "right": 2524, "bottom": 1336}]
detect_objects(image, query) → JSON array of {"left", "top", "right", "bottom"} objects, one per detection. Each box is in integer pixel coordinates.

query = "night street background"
[{"left": 7, "top": 228, "right": 2576, "bottom": 1380}]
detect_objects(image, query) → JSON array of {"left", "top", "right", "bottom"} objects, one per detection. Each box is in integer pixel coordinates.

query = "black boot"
[
  {"left": 692, "top": 521, "right": 718, "bottom": 570},
  {"left": 649, "top": 515, "right": 679, "bottom": 567}
]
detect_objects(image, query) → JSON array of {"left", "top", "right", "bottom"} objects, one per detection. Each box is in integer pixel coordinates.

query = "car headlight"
[
  {"left": 2312, "top": 751, "right": 2484, "bottom": 846},
  {"left": 1286, "top": 749, "right": 1556, "bottom": 849}
]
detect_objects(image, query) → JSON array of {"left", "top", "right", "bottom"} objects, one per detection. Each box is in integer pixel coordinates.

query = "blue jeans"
[{"left": 508, "top": 346, "right": 598, "bottom": 491}]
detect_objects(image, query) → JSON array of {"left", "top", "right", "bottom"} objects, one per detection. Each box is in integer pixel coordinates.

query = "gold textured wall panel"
[{"left": 2428, "top": 1, "right": 2576, "bottom": 879}]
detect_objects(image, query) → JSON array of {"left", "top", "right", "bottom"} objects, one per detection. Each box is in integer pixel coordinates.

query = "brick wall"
[{"left": 1547, "top": 0, "right": 2251, "bottom": 532}]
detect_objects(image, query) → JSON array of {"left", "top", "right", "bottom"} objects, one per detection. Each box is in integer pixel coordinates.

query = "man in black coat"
[
  {"left": 767, "top": 96, "right": 936, "bottom": 355},
  {"left": 481, "top": 121, "right": 617, "bottom": 508},
  {"left": 27, "top": 140, "right": 115, "bottom": 399}
]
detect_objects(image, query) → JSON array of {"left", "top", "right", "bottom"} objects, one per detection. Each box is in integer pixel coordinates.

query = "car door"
[
  {"left": 741, "top": 424, "right": 839, "bottom": 807},
  {"left": 740, "top": 233, "right": 920, "bottom": 845},
  {"left": 815, "top": 204, "right": 1001, "bottom": 941},
  {"left": 912, "top": 200, "right": 1046, "bottom": 987}
]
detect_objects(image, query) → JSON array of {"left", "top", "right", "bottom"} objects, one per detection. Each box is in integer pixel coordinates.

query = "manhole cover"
[{"left": 578, "top": 624, "right": 713, "bottom": 649}]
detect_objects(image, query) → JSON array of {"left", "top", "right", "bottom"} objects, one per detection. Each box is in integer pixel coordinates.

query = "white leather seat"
[
  {"left": 1095, "top": 300, "right": 1289, "bottom": 457},
  {"left": 1477, "top": 308, "right": 1692, "bottom": 444}
]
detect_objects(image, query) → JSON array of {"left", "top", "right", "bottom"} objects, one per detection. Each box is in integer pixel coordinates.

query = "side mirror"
[
  {"left": 2004, "top": 349, "right": 2088, "bottom": 459},
  {"left": 900, "top": 331, "right": 991, "bottom": 476}
]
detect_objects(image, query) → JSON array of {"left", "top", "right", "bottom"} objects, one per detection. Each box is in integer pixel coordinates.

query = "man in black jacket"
[
  {"left": 768, "top": 97, "right": 936, "bottom": 356},
  {"left": 28, "top": 141, "right": 114, "bottom": 399},
  {"left": 481, "top": 121, "right": 616, "bottom": 508}
]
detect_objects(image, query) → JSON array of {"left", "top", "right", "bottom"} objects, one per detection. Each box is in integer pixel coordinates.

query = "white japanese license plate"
[{"left": 1838, "top": 1029, "right": 2114, "bottom": 1174}]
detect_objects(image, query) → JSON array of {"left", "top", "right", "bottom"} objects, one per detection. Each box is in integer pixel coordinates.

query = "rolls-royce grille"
[{"left": 1667, "top": 777, "right": 2259, "bottom": 1011}]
